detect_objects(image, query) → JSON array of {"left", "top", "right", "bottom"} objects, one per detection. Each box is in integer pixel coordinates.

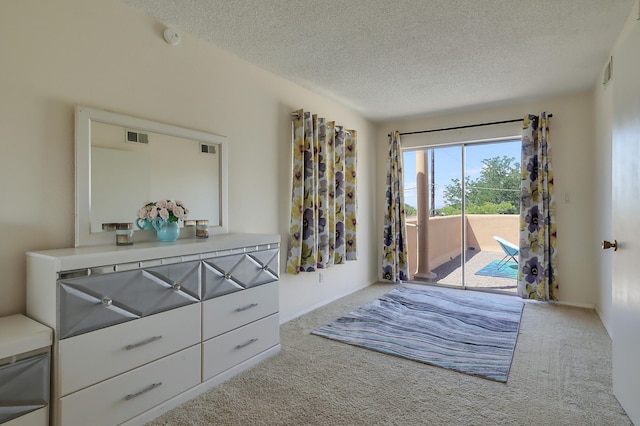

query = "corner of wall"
[{"left": 595, "top": 304, "right": 613, "bottom": 338}]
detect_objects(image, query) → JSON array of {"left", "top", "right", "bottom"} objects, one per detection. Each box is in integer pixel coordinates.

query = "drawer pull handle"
[
  {"left": 235, "top": 303, "right": 258, "bottom": 312},
  {"left": 101, "top": 297, "right": 113, "bottom": 307},
  {"left": 224, "top": 273, "right": 232, "bottom": 280},
  {"left": 172, "top": 282, "right": 181, "bottom": 291},
  {"left": 236, "top": 338, "right": 258, "bottom": 350},
  {"left": 124, "top": 382, "right": 163, "bottom": 401},
  {"left": 125, "top": 335, "right": 163, "bottom": 350}
]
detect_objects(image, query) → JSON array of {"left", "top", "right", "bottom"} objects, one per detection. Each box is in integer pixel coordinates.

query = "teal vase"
[
  {"left": 153, "top": 220, "right": 180, "bottom": 242},
  {"left": 135, "top": 217, "right": 153, "bottom": 230}
]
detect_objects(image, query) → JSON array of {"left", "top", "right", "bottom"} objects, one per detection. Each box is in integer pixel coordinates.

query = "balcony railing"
[{"left": 406, "top": 214, "right": 519, "bottom": 293}]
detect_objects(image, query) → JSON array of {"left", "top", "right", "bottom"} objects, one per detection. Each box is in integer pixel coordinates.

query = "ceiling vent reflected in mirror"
[
  {"left": 126, "top": 129, "right": 149, "bottom": 144},
  {"left": 200, "top": 143, "right": 216, "bottom": 154}
]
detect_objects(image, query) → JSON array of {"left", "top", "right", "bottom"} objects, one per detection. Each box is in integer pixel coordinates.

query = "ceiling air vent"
[
  {"left": 200, "top": 143, "right": 216, "bottom": 154},
  {"left": 125, "top": 130, "right": 149, "bottom": 144},
  {"left": 603, "top": 56, "right": 613, "bottom": 85}
]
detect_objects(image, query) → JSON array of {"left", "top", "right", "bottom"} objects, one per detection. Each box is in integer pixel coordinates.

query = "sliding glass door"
[
  {"left": 403, "top": 139, "right": 520, "bottom": 294},
  {"left": 404, "top": 145, "right": 463, "bottom": 287}
]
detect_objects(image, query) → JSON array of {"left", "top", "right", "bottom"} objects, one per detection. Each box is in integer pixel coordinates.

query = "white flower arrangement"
[{"left": 137, "top": 199, "right": 189, "bottom": 223}]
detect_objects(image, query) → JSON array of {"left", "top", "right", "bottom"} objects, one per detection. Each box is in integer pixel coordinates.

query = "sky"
[{"left": 403, "top": 139, "right": 521, "bottom": 210}]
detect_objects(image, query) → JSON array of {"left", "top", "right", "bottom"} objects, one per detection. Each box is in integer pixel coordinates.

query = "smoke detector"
[{"left": 163, "top": 27, "right": 180, "bottom": 46}]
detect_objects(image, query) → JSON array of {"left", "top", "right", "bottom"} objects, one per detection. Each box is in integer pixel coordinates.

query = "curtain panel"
[
  {"left": 381, "top": 131, "right": 409, "bottom": 282},
  {"left": 518, "top": 113, "right": 558, "bottom": 300},
  {"left": 286, "top": 109, "right": 357, "bottom": 274}
]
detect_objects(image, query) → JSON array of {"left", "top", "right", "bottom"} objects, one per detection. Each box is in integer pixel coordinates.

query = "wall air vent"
[
  {"left": 603, "top": 56, "right": 613, "bottom": 85},
  {"left": 200, "top": 143, "right": 216, "bottom": 154},
  {"left": 125, "top": 130, "right": 149, "bottom": 144}
]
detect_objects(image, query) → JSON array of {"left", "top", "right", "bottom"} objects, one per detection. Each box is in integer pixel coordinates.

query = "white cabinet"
[
  {"left": 0, "top": 314, "right": 52, "bottom": 426},
  {"left": 26, "top": 233, "right": 280, "bottom": 426}
]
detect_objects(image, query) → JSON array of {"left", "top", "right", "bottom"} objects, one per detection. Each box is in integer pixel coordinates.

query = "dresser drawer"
[
  {"left": 0, "top": 354, "right": 49, "bottom": 424},
  {"left": 202, "top": 281, "right": 278, "bottom": 340},
  {"left": 59, "top": 345, "right": 200, "bottom": 426},
  {"left": 202, "top": 313, "right": 279, "bottom": 381},
  {"left": 59, "top": 303, "right": 200, "bottom": 396},
  {"left": 58, "top": 265, "right": 200, "bottom": 339},
  {"left": 202, "top": 248, "right": 279, "bottom": 299}
]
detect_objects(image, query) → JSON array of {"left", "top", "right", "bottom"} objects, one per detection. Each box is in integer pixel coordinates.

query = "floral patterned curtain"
[
  {"left": 381, "top": 131, "right": 409, "bottom": 282},
  {"left": 286, "top": 109, "right": 357, "bottom": 274},
  {"left": 518, "top": 113, "right": 558, "bottom": 300},
  {"left": 344, "top": 129, "right": 358, "bottom": 260}
]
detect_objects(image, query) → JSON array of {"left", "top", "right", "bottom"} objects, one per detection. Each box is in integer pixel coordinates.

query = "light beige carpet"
[{"left": 147, "top": 283, "right": 631, "bottom": 425}]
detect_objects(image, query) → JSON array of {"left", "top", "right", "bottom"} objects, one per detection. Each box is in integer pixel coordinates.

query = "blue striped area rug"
[{"left": 312, "top": 285, "right": 524, "bottom": 382}]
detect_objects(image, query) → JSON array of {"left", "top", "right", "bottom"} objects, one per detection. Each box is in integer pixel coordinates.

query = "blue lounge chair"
[{"left": 493, "top": 236, "right": 519, "bottom": 270}]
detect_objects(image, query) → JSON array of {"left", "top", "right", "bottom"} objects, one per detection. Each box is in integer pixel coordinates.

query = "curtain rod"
[
  {"left": 389, "top": 114, "right": 553, "bottom": 137},
  {"left": 291, "top": 111, "right": 352, "bottom": 134}
]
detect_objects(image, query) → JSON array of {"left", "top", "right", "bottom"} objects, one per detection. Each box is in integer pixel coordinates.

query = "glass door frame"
[{"left": 403, "top": 136, "right": 520, "bottom": 294}]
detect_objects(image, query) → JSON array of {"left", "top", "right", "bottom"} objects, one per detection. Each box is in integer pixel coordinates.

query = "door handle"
[{"left": 601, "top": 240, "right": 618, "bottom": 251}]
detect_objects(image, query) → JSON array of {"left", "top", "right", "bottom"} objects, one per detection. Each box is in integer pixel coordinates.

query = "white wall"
[
  {"left": 0, "top": 0, "right": 378, "bottom": 320},
  {"left": 377, "top": 92, "right": 598, "bottom": 307},
  {"left": 593, "top": 0, "right": 640, "bottom": 336}
]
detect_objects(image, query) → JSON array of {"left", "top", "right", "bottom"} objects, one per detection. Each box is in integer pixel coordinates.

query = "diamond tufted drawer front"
[
  {"left": 58, "top": 303, "right": 201, "bottom": 396},
  {"left": 202, "top": 313, "right": 279, "bottom": 381},
  {"left": 0, "top": 354, "right": 49, "bottom": 424},
  {"left": 202, "top": 248, "right": 279, "bottom": 299},
  {"left": 57, "top": 262, "right": 201, "bottom": 339},
  {"left": 144, "top": 260, "right": 202, "bottom": 299},
  {"left": 59, "top": 345, "right": 200, "bottom": 426},
  {"left": 241, "top": 248, "right": 279, "bottom": 288},
  {"left": 202, "top": 281, "right": 279, "bottom": 340}
]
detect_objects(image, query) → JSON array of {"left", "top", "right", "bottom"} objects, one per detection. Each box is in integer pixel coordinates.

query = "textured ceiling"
[{"left": 121, "top": 0, "right": 634, "bottom": 122}]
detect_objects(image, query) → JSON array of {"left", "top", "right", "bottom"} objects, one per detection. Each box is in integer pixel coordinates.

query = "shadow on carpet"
[
  {"left": 312, "top": 285, "right": 523, "bottom": 382},
  {"left": 475, "top": 260, "right": 518, "bottom": 280}
]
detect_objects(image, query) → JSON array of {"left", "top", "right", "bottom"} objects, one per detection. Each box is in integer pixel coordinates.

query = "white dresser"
[
  {"left": 25, "top": 233, "right": 280, "bottom": 426},
  {"left": 0, "top": 314, "right": 52, "bottom": 426}
]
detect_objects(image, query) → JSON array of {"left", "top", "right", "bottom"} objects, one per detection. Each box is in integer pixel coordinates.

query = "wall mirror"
[{"left": 75, "top": 105, "right": 228, "bottom": 247}]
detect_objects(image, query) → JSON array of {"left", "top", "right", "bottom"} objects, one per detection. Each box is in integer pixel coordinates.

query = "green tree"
[
  {"left": 405, "top": 204, "right": 417, "bottom": 217},
  {"left": 467, "top": 156, "right": 520, "bottom": 207},
  {"left": 442, "top": 176, "right": 471, "bottom": 211},
  {"left": 441, "top": 156, "right": 520, "bottom": 215}
]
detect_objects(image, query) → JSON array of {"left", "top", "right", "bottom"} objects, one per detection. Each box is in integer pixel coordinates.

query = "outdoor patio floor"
[{"left": 409, "top": 249, "right": 518, "bottom": 295}]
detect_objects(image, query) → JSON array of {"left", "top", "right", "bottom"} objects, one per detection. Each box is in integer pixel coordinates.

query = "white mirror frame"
[{"left": 75, "top": 105, "right": 228, "bottom": 247}]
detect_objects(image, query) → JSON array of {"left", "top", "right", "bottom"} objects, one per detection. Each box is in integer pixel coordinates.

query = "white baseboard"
[
  {"left": 279, "top": 283, "right": 373, "bottom": 324},
  {"left": 551, "top": 300, "right": 595, "bottom": 309}
]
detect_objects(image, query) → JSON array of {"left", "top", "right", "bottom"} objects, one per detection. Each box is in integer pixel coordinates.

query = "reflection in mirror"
[
  {"left": 90, "top": 122, "right": 220, "bottom": 232},
  {"left": 75, "top": 105, "right": 228, "bottom": 247}
]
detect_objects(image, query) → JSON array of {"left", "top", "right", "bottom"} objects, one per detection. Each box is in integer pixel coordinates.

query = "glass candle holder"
[
  {"left": 115, "top": 223, "right": 134, "bottom": 246},
  {"left": 102, "top": 223, "right": 117, "bottom": 232},
  {"left": 196, "top": 220, "right": 209, "bottom": 238}
]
